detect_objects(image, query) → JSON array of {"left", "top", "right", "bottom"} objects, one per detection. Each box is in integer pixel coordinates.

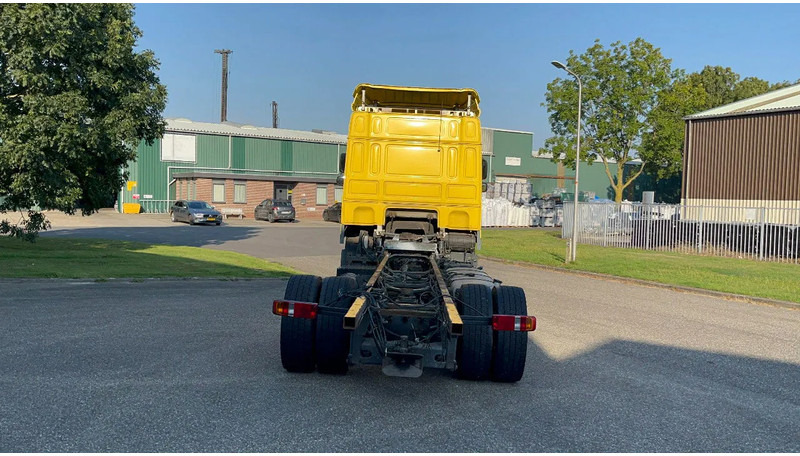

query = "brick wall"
[
  {"left": 177, "top": 177, "right": 333, "bottom": 220},
  {"left": 291, "top": 182, "right": 327, "bottom": 220},
  {"left": 196, "top": 179, "right": 212, "bottom": 202},
  {"left": 327, "top": 184, "right": 335, "bottom": 204}
]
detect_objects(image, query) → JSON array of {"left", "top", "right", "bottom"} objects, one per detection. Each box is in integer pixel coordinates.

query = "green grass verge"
[
  {"left": 0, "top": 237, "right": 297, "bottom": 279},
  {"left": 479, "top": 229, "right": 800, "bottom": 304}
]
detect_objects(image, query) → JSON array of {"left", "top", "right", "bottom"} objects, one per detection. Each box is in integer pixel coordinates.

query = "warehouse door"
[{"left": 274, "top": 183, "right": 290, "bottom": 202}]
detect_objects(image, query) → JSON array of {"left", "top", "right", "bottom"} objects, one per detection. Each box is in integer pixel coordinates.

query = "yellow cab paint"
[{"left": 341, "top": 84, "right": 483, "bottom": 232}]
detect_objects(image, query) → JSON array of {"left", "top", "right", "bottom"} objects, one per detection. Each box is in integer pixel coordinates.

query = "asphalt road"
[
  {"left": 3, "top": 217, "right": 796, "bottom": 451},
  {"left": 1, "top": 278, "right": 798, "bottom": 452}
]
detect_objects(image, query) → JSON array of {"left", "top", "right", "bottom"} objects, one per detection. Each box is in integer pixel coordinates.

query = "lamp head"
[{"left": 551, "top": 60, "right": 568, "bottom": 71}]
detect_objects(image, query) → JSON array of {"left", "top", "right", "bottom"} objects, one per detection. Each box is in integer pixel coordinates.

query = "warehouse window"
[
  {"left": 316, "top": 184, "right": 327, "bottom": 205},
  {"left": 212, "top": 180, "right": 225, "bottom": 203},
  {"left": 161, "top": 133, "right": 196, "bottom": 162},
  {"left": 234, "top": 181, "right": 246, "bottom": 204},
  {"left": 334, "top": 185, "right": 343, "bottom": 202}
]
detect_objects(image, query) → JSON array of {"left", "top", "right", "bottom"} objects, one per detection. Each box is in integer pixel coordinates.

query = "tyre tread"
[
  {"left": 491, "top": 286, "right": 528, "bottom": 383},
  {"left": 456, "top": 284, "right": 493, "bottom": 380},
  {"left": 280, "top": 275, "right": 322, "bottom": 372},
  {"left": 316, "top": 276, "right": 357, "bottom": 374}
]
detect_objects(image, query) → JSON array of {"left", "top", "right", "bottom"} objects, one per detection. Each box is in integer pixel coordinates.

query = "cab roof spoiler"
[{"left": 352, "top": 83, "right": 480, "bottom": 116}]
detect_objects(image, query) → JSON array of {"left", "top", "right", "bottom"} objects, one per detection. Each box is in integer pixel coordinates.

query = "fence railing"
[
  {"left": 135, "top": 200, "right": 172, "bottom": 214},
  {"left": 562, "top": 202, "right": 800, "bottom": 263}
]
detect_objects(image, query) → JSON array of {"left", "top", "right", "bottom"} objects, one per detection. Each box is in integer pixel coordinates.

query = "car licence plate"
[{"left": 207, "top": 217, "right": 216, "bottom": 221}]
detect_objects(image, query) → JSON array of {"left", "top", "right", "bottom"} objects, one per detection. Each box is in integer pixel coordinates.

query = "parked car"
[
  {"left": 170, "top": 200, "right": 222, "bottom": 225},
  {"left": 254, "top": 199, "right": 296, "bottom": 223},
  {"left": 322, "top": 202, "right": 341, "bottom": 223}
]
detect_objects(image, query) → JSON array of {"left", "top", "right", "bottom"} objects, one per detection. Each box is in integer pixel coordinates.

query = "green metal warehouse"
[
  {"left": 482, "top": 128, "right": 623, "bottom": 200},
  {"left": 122, "top": 118, "right": 347, "bottom": 220}
]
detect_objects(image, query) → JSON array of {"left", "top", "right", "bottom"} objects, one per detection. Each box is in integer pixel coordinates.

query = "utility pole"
[
  {"left": 271, "top": 101, "right": 279, "bottom": 128},
  {"left": 214, "top": 49, "right": 232, "bottom": 122}
]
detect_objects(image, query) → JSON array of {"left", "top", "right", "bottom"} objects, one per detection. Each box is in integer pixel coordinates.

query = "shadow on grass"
[{"left": 1, "top": 237, "right": 294, "bottom": 278}]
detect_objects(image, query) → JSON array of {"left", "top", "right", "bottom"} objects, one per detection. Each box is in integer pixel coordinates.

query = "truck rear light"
[
  {"left": 272, "top": 300, "right": 318, "bottom": 319},
  {"left": 492, "top": 315, "right": 536, "bottom": 332}
]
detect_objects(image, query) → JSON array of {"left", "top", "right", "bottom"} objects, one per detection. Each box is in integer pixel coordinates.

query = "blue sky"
[{"left": 133, "top": 3, "right": 800, "bottom": 149}]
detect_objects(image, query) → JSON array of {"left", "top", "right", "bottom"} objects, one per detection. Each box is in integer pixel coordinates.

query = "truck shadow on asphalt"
[{"left": 256, "top": 338, "right": 798, "bottom": 452}]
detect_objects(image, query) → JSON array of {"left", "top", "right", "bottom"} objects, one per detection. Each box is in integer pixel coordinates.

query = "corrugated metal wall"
[
  {"left": 130, "top": 133, "right": 341, "bottom": 203},
  {"left": 490, "top": 131, "right": 534, "bottom": 177},
  {"left": 684, "top": 110, "right": 800, "bottom": 201}
]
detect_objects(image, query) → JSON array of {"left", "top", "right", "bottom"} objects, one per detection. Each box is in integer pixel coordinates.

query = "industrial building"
[
  {"left": 682, "top": 83, "right": 800, "bottom": 215},
  {"left": 121, "top": 118, "right": 346, "bottom": 220},
  {"left": 124, "top": 119, "right": 551, "bottom": 220}
]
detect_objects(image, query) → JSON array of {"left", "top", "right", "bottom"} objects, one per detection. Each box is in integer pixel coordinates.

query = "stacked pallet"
[{"left": 481, "top": 197, "right": 532, "bottom": 227}]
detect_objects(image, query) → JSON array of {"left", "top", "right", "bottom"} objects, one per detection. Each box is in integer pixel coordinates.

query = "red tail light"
[
  {"left": 272, "top": 300, "right": 318, "bottom": 319},
  {"left": 492, "top": 315, "right": 536, "bottom": 332},
  {"left": 272, "top": 206, "right": 279, "bottom": 212}
]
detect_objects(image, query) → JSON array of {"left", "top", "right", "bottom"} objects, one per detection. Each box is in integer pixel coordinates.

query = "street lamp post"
[{"left": 551, "top": 60, "right": 582, "bottom": 263}]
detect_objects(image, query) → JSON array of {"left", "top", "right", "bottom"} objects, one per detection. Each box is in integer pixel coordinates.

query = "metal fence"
[
  {"left": 135, "top": 200, "right": 172, "bottom": 214},
  {"left": 562, "top": 202, "right": 800, "bottom": 263}
]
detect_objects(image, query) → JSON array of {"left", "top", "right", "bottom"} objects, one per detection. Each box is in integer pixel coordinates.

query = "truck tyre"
[
  {"left": 491, "top": 286, "right": 529, "bottom": 383},
  {"left": 280, "top": 275, "right": 322, "bottom": 373},
  {"left": 315, "top": 276, "right": 358, "bottom": 374},
  {"left": 456, "top": 284, "right": 493, "bottom": 380}
]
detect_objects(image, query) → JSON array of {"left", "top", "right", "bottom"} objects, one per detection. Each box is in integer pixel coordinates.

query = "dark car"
[
  {"left": 170, "top": 200, "right": 222, "bottom": 225},
  {"left": 254, "top": 199, "right": 296, "bottom": 223},
  {"left": 322, "top": 202, "right": 341, "bottom": 223}
]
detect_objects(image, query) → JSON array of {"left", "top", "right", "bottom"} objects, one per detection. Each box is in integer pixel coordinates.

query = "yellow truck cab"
[{"left": 338, "top": 84, "right": 486, "bottom": 276}]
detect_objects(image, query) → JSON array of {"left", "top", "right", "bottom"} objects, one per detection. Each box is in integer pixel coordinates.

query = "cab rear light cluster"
[
  {"left": 492, "top": 315, "right": 536, "bottom": 332},
  {"left": 272, "top": 300, "right": 318, "bottom": 319}
]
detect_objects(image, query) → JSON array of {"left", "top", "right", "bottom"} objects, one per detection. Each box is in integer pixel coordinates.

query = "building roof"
[
  {"left": 483, "top": 127, "right": 533, "bottom": 135},
  {"left": 173, "top": 172, "right": 337, "bottom": 184},
  {"left": 165, "top": 118, "right": 348, "bottom": 145},
  {"left": 685, "top": 83, "right": 800, "bottom": 120}
]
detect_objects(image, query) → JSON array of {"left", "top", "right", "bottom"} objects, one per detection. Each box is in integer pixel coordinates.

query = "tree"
[
  {"left": 0, "top": 4, "right": 166, "bottom": 240},
  {"left": 543, "top": 38, "right": 675, "bottom": 203},
  {"left": 640, "top": 67, "right": 797, "bottom": 182},
  {"left": 640, "top": 72, "right": 708, "bottom": 179},
  {"left": 687, "top": 66, "right": 739, "bottom": 108}
]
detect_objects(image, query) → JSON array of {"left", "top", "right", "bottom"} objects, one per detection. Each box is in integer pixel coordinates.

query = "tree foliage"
[
  {"left": 640, "top": 72, "right": 708, "bottom": 179},
  {"left": 545, "top": 43, "right": 799, "bottom": 199},
  {"left": 640, "top": 65, "right": 796, "bottom": 180},
  {"left": 543, "top": 38, "right": 675, "bottom": 203},
  {"left": 0, "top": 4, "right": 166, "bottom": 239}
]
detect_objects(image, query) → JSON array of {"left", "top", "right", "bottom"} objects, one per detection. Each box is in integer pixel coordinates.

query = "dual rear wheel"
[
  {"left": 279, "top": 277, "right": 529, "bottom": 382},
  {"left": 279, "top": 275, "right": 357, "bottom": 374},
  {"left": 456, "top": 284, "right": 529, "bottom": 383}
]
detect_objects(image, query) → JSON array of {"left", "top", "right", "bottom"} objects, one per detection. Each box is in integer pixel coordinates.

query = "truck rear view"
[{"left": 273, "top": 84, "right": 535, "bottom": 381}]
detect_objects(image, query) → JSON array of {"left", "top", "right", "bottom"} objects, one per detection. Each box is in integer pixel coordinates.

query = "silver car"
[{"left": 170, "top": 200, "right": 222, "bottom": 225}]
